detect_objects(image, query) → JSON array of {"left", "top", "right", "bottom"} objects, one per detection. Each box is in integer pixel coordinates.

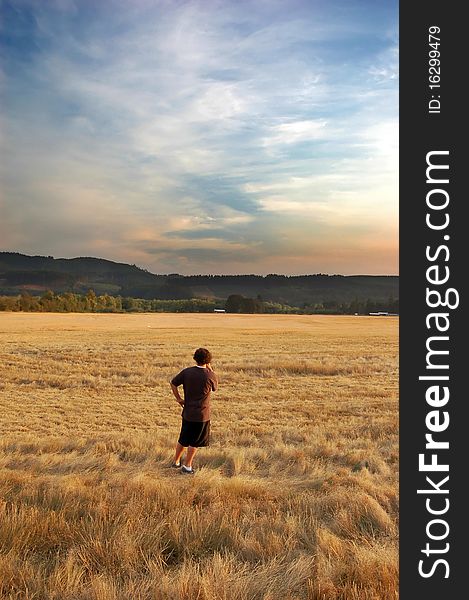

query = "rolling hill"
[{"left": 0, "top": 252, "right": 398, "bottom": 306}]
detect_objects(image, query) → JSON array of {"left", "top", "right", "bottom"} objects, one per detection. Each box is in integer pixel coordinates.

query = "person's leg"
[
  {"left": 184, "top": 446, "right": 198, "bottom": 468},
  {"left": 173, "top": 442, "right": 185, "bottom": 465}
]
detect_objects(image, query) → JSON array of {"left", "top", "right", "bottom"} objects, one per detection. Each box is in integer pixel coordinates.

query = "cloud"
[
  {"left": 0, "top": 0, "right": 398, "bottom": 275},
  {"left": 264, "top": 120, "right": 328, "bottom": 146}
]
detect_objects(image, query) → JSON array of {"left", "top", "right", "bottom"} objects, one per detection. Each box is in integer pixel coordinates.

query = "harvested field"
[{"left": 0, "top": 313, "right": 398, "bottom": 599}]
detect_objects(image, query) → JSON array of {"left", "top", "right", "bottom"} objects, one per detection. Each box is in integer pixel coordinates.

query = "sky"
[{"left": 0, "top": 0, "right": 398, "bottom": 275}]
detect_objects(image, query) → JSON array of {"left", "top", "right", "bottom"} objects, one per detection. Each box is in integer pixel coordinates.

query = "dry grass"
[{"left": 0, "top": 313, "right": 398, "bottom": 599}]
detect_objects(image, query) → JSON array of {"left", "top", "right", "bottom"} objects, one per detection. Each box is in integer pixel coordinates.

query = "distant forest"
[
  {"left": 0, "top": 252, "right": 399, "bottom": 314},
  {"left": 0, "top": 290, "right": 398, "bottom": 315}
]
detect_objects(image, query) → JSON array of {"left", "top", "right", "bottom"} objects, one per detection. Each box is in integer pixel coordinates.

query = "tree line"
[
  {"left": 0, "top": 290, "right": 399, "bottom": 315},
  {"left": 0, "top": 291, "right": 220, "bottom": 313},
  {"left": 224, "top": 294, "right": 399, "bottom": 314}
]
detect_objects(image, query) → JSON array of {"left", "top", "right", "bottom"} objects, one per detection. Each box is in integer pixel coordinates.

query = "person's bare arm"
[
  {"left": 170, "top": 382, "right": 184, "bottom": 406},
  {"left": 207, "top": 364, "right": 218, "bottom": 391}
]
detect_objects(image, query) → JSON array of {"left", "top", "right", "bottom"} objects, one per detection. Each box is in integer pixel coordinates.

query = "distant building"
[{"left": 214, "top": 308, "right": 226, "bottom": 313}]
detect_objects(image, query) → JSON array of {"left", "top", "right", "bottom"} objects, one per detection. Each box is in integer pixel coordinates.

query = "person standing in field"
[{"left": 170, "top": 348, "right": 218, "bottom": 474}]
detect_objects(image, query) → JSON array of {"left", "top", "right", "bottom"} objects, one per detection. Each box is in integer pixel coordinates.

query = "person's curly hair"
[{"left": 193, "top": 347, "right": 212, "bottom": 365}]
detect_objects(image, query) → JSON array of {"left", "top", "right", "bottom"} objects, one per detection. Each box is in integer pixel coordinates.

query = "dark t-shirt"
[{"left": 171, "top": 366, "right": 218, "bottom": 422}]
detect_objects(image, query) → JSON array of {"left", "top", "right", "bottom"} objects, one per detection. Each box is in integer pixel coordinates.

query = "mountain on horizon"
[{"left": 0, "top": 252, "right": 398, "bottom": 305}]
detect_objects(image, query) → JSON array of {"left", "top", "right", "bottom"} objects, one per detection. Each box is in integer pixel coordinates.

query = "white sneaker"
[{"left": 181, "top": 465, "right": 195, "bottom": 475}]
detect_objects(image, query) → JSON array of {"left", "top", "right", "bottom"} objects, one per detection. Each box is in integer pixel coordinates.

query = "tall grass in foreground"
[{"left": 0, "top": 314, "right": 398, "bottom": 599}]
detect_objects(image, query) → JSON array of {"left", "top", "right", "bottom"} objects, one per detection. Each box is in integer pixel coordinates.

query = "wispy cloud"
[
  {"left": 0, "top": 0, "right": 398, "bottom": 275},
  {"left": 264, "top": 120, "right": 329, "bottom": 146}
]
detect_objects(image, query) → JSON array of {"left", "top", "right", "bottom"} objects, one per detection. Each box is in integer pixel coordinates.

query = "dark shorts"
[{"left": 178, "top": 419, "right": 210, "bottom": 448}]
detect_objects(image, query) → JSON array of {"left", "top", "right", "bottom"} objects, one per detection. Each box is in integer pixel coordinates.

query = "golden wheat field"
[{"left": 0, "top": 313, "right": 398, "bottom": 600}]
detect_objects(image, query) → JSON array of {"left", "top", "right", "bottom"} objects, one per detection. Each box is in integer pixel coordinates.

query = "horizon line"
[{"left": 0, "top": 250, "right": 399, "bottom": 278}]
